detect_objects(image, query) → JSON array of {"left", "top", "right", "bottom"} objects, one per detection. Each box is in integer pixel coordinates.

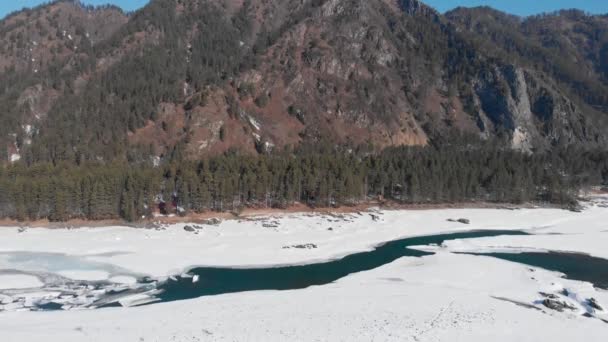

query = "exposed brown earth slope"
[{"left": 1, "top": 0, "right": 608, "bottom": 164}]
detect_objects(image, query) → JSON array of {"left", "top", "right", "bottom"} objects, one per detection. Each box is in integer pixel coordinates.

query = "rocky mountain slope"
[{"left": 1, "top": 0, "right": 607, "bottom": 164}]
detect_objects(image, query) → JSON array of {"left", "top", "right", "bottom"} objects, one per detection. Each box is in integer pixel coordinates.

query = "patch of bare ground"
[{"left": 0, "top": 200, "right": 555, "bottom": 229}]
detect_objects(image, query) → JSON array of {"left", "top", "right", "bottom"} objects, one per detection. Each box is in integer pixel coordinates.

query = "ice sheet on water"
[
  {"left": 0, "top": 251, "right": 137, "bottom": 278},
  {"left": 0, "top": 251, "right": 159, "bottom": 312}
]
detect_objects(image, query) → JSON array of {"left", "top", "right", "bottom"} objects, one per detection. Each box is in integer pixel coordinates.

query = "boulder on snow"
[
  {"left": 202, "top": 218, "right": 221, "bottom": 226},
  {"left": 587, "top": 298, "right": 604, "bottom": 311},
  {"left": 143, "top": 222, "right": 166, "bottom": 230},
  {"left": 539, "top": 292, "right": 559, "bottom": 299},
  {"left": 542, "top": 298, "right": 576, "bottom": 312},
  {"left": 282, "top": 243, "right": 318, "bottom": 250},
  {"left": 262, "top": 220, "right": 280, "bottom": 228},
  {"left": 448, "top": 218, "right": 470, "bottom": 224}
]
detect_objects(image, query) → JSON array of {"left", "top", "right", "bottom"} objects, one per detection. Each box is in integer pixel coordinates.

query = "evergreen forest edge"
[{"left": 1, "top": 137, "right": 607, "bottom": 223}]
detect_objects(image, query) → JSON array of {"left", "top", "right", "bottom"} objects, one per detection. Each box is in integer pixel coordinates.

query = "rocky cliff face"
[
  {"left": 0, "top": 0, "right": 607, "bottom": 164},
  {"left": 468, "top": 66, "right": 600, "bottom": 150},
  {"left": 446, "top": 6, "right": 608, "bottom": 148}
]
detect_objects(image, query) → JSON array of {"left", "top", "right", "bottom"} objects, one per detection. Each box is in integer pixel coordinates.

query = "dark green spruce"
[{"left": 0, "top": 140, "right": 606, "bottom": 222}]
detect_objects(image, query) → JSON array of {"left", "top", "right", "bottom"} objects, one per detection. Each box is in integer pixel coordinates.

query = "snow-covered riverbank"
[{"left": 1, "top": 196, "right": 608, "bottom": 341}]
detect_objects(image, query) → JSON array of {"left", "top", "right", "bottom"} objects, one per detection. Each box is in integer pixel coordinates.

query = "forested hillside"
[
  {"left": 1, "top": 0, "right": 608, "bottom": 164},
  {"left": 1, "top": 0, "right": 608, "bottom": 221}
]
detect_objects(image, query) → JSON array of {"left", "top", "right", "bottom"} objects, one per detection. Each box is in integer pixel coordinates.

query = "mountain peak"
[
  {"left": 397, "top": 0, "right": 438, "bottom": 17},
  {"left": 0, "top": 0, "right": 127, "bottom": 74}
]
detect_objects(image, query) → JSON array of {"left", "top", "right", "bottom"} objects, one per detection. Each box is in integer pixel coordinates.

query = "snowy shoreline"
[
  {"left": 0, "top": 200, "right": 559, "bottom": 230},
  {"left": 1, "top": 196, "right": 608, "bottom": 340},
  {"left": 3, "top": 202, "right": 608, "bottom": 276}
]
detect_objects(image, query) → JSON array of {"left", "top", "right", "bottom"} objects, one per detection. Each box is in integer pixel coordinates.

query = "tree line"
[{"left": 1, "top": 142, "right": 606, "bottom": 222}]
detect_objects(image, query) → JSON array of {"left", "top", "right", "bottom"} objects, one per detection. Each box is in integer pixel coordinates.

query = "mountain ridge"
[{"left": 1, "top": 0, "right": 608, "bottom": 165}]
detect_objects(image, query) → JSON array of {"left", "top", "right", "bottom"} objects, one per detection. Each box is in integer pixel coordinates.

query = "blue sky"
[{"left": 1, "top": 0, "right": 607, "bottom": 19}]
